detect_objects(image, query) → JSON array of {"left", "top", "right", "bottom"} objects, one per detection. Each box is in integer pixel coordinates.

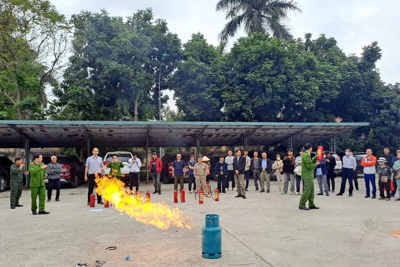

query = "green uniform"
[
  {"left": 29, "top": 162, "right": 46, "bottom": 212},
  {"left": 107, "top": 161, "right": 124, "bottom": 178},
  {"left": 10, "top": 164, "right": 24, "bottom": 207},
  {"left": 299, "top": 151, "right": 318, "bottom": 208}
]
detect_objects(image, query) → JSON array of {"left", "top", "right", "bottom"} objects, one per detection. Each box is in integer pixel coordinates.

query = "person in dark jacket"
[
  {"left": 380, "top": 147, "right": 395, "bottom": 196},
  {"left": 10, "top": 157, "right": 29, "bottom": 209},
  {"left": 251, "top": 152, "right": 261, "bottom": 191},
  {"left": 377, "top": 157, "right": 391, "bottom": 200},
  {"left": 282, "top": 149, "right": 295, "bottom": 195},
  {"left": 325, "top": 151, "right": 336, "bottom": 192},
  {"left": 47, "top": 156, "right": 62, "bottom": 202},
  {"left": 316, "top": 157, "right": 329, "bottom": 196},
  {"left": 215, "top": 156, "right": 228, "bottom": 193},
  {"left": 233, "top": 150, "right": 246, "bottom": 199}
]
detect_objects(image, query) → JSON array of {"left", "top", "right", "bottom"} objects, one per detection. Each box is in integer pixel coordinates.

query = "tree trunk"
[{"left": 134, "top": 100, "right": 139, "bottom": 121}]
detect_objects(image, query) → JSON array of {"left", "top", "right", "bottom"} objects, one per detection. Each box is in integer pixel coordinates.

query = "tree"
[
  {"left": 216, "top": 0, "right": 301, "bottom": 42},
  {"left": 0, "top": 0, "right": 70, "bottom": 119}
]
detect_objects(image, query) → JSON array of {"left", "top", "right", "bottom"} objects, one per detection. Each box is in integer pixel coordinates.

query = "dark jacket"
[
  {"left": 326, "top": 156, "right": 336, "bottom": 171},
  {"left": 283, "top": 156, "right": 295, "bottom": 173},
  {"left": 215, "top": 161, "right": 228, "bottom": 176},
  {"left": 378, "top": 166, "right": 391, "bottom": 182},
  {"left": 260, "top": 158, "right": 273, "bottom": 173},
  {"left": 315, "top": 158, "right": 328, "bottom": 175},
  {"left": 47, "top": 162, "right": 62, "bottom": 180},
  {"left": 233, "top": 156, "right": 246, "bottom": 174},
  {"left": 380, "top": 154, "right": 394, "bottom": 168},
  {"left": 251, "top": 158, "right": 261, "bottom": 171},
  {"left": 10, "top": 164, "right": 24, "bottom": 183}
]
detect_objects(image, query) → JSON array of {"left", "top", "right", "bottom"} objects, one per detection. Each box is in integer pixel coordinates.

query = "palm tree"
[{"left": 216, "top": 0, "right": 301, "bottom": 42}]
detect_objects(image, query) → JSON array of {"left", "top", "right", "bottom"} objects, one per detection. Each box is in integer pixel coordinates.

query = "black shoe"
[
  {"left": 309, "top": 206, "right": 320, "bottom": 210},
  {"left": 158, "top": 192, "right": 161, "bottom": 195},
  {"left": 98, "top": 201, "right": 104, "bottom": 205},
  {"left": 266, "top": 190, "right": 270, "bottom": 193},
  {"left": 152, "top": 191, "right": 158, "bottom": 194},
  {"left": 364, "top": 195, "right": 370, "bottom": 198},
  {"left": 316, "top": 193, "right": 323, "bottom": 195},
  {"left": 299, "top": 206, "right": 309, "bottom": 210},
  {"left": 260, "top": 189, "right": 265, "bottom": 193},
  {"left": 385, "top": 198, "right": 390, "bottom": 201},
  {"left": 11, "top": 206, "right": 15, "bottom": 209},
  {"left": 38, "top": 211, "right": 50, "bottom": 215},
  {"left": 245, "top": 189, "right": 248, "bottom": 191},
  {"left": 256, "top": 188, "right": 259, "bottom": 191},
  {"left": 242, "top": 196, "right": 246, "bottom": 199},
  {"left": 326, "top": 193, "right": 329, "bottom": 196},
  {"left": 349, "top": 194, "right": 353, "bottom": 197},
  {"left": 32, "top": 211, "right": 37, "bottom": 215},
  {"left": 372, "top": 196, "right": 376, "bottom": 199},
  {"left": 15, "top": 204, "right": 23, "bottom": 207},
  {"left": 336, "top": 193, "right": 343, "bottom": 196},
  {"left": 56, "top": 199, "right": 60, "bottom": 202},
  {"left": 47, "top": 199, "right": 51, "bottom": 202},
  {"left": 235, "top": 195, "right": 242, "bottom": 198},
  {"left": 222, "top": 191, "right": 226, "bottom": 193}
]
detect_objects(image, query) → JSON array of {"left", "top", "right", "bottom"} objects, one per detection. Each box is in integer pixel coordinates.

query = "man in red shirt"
[{"left": 149, "top": 152, "right": 163, "bottom": 195}]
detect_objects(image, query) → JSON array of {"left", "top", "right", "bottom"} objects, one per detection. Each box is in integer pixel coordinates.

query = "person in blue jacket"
[
  {"left": 215, "top": 156, "right": 228, "bottom": 193},
  {"left": 316, "top": 156, "right": 329, "bottom": 196}
]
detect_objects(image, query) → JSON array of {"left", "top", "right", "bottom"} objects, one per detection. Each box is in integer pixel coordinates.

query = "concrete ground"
[{"left": 0, "top": 178, "right": 399, "bottom": 267}]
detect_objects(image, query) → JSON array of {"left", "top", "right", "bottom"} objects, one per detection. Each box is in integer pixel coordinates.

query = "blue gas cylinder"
[{"left": 202, "top": 214, "right": 222, "bottom": 259}]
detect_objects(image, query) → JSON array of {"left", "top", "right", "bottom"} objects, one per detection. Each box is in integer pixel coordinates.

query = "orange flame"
[
  {"left": 94, "top": 175, "right": 194, "bottom": 230},
  {"left": 391, "top": 230, "right": 400, "bottom": 238}
]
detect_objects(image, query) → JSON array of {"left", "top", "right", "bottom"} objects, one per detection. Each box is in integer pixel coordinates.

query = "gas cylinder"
[
  {"left": 174, "top": 190, "right": 178, "bottom": 203},
  {"left": 90, "top": 194, "right": 95, "bottom": 207},
  {"left": 104, "top": 200, "right": 109, "bottom": 208},
  {"left": 214, "top": 189, "right": 219, "bottom": 201},
  {"left": 181, "top": 189, "right": 186, "bottom": 203},
  {"left": 146, "top": 191, "right": 151, "bottom": 203},
  {"left": 199, "top": 190, "right": 204, "bottom": 204},
  {"left": 202, "top": 214, "right": 222, "bottom": 259},
  {"left": 207, "top": 184, "right": 211, "bottom": 194}
]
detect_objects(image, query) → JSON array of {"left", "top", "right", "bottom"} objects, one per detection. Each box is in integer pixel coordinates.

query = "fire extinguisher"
[
  {"left": 146, "top": 190, "right": 151, "bottom": 203},
  {"left": 214, "top": 189, "right": 219, "bottom": 201},
  {"left": 207, "top": 184, "right": 211, "bottom": 195},
  {"left": 104, "top": 200, "right": 109, "bottom": 208},
  {"left": 90, "top": 194, "right": 95, "bottom": 207},
  {"left": 317, "top": 146, "right": 324, "bottom": 161},
  {"left": 199, "top": 190, "right": 204, "bottom": 204},
  {"left": 174, "top": 190, "right": 178, "bottom": 203},
  {"left": 181, "top": 189, "right": 186, "bottom": 203}
]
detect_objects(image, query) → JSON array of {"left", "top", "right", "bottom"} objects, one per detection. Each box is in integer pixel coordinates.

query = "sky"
[{"left": 49, "top": 0, "right": 400, "bottom": 109}]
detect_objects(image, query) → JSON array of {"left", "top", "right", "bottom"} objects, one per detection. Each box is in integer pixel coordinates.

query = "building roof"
[{"left": 0, "top": 120, "right": 369, "bottom": 148}]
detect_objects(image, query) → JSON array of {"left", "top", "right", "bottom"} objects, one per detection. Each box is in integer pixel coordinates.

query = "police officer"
[
  {"left": 10, "top": 157, "right": 28, "bottom": 209},
  {"left": 29, "top": 154, "right": 50, "bottom": 215}
]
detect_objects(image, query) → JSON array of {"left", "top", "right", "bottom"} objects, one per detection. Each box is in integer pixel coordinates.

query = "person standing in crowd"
[
  {"left": 294, "top": 149, "right": 304, "bottom": 195},
  {"left": 10, "top": 157, "right": 28, "bottom": 209},
  {"left": 203, "top": 156, "right": 211, "bottom": 184},
  {"left": 84, "top": 147, "right": 104, "bottom": 205},
  {"left": 393, "top": 152, "right": 400, "bottom": 201},
  {"left": 260, "top": 152, "right": 271, "bottom": 193},
  {"left": 380, "top": 148, "right": 395, "bottom": 196},
  {"left": 188, "top": 153, "right": 196, "bottom": 193},
  {"left": 299, "top": 143, "right": 319, "bottom": 210},
  {"left": 47, "top": 156, "right": 62, "bottom": 202},
  {"left": 282, "top": 149, "right": 295, "bottom": 195},
  {"left": 273, "top": 154, "right": 284, "bottom": 192},
  {"left": 108, "top": 155, "right": 124, "bottom": 179},
  {"left": 29, "top": 154, "right": 49, "bottom": 215},
  {"left": 149, "top": 152, "right": 162, "bottom": 195},
  {"left": 377, "top": 157, "right": 391, "bottom": 201},
  {"left": 244, "top": 150, "right": 251, "bottom": 191},
  {"left": 194, "top": 156, "right": 208, "bottom": 196},
  {"left": 172, "top": 154, "right": 185, "bottom": 192},
  {"left": 215, "top": 156, "right": 228, "bottom": 193},
  {"left": 251, "top": 152, "right": 261, "bottom": 191},
  {"left": 128, "top": 153, "right": 142, "bottom": 193},
  {"left": 337, "top": 148, "right": 357, "bottom": 197},
  {"left": 316, "top": 155, "right": 329, "bottom": 196},
  {"left": 350, "top": 152, "right": 359, "bottom": 190},
  {"left": 360, "top": 149, "right": 377, "bottom": 199},
  {"left": 233, "top": 149, "right": 246, "bottom": 199},
  {"left": 391, "top": 149, "right": 400, "bottom": 197},
  {"left": 225, "top": 150, "right": 235, "bottom": 191},
  {"left": 325, "top": 151, "right": 336, "bottom": 192}
]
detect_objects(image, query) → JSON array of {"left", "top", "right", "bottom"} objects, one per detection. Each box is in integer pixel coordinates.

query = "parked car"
[
  {"left": 354, "top": 153, "right": 367, "bottom": 174},
  {"left": 331, "top": 153, "right": 342, "bottom": 176},
  {"left": 0, "top": 156, "right": 13, "bottom": 192},
  {"left": 42, "top": 155, "right": 85, "bottom": 188},
  {"left": 161, "top": 154, "right": 190, "bottom": 184},
  {"left": 103, "top": 151, "right": 133, "bottom": 180}
]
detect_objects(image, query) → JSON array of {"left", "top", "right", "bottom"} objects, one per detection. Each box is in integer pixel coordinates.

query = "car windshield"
[{"left": 106, "top": 154, "right": 131, "bottom": 162}]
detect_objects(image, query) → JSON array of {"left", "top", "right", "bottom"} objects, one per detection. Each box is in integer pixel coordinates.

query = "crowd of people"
[{"left": 8, "top": 146, "right": 400, "bottom": 215}]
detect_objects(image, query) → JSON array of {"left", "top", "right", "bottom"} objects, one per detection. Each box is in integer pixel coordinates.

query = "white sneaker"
[
  {"left": 290, "top": 192, "right": 294, "bottom": 195},
  {"left": 295, "top": 192, "right": 299, "bottom": 195}
]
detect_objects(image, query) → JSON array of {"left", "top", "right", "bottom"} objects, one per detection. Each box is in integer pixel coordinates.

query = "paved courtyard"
[{"left": 1, "top": 178, "right": 399, "bottom": 267}]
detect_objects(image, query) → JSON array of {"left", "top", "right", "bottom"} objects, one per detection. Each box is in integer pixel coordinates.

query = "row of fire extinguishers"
[
  {"left": 89, "top": 190, "right": 152, "bottom": 208},
  {"left": 173, "top": 184, "right": 220, "bottom": 204}
]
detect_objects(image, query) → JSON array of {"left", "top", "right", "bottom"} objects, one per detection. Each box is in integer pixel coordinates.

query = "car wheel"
[
  {"left": 0, "top": 177, "right": 6, "bottom": 192},
  {"left": 71, "top": 176, "right": 78, "bottom": 188}
]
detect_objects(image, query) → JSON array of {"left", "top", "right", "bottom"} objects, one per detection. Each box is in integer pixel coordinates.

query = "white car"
[
  {"left": 103, "top": 151, "right": 133, "bottom": 176},
  {"left": 332, "top": 153, "right": 343, "bottom": 175}
]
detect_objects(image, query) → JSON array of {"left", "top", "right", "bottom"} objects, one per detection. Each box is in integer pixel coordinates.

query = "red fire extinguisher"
[
  {"left": 214, "top": 189, "right": 219, "bottom": 201},
  {"left": 90, "top": 194, "right": 95, "bottom": 207},
  {"left": 317, "top": 146, "right": 324, "bottom": 161},
  {"left": 104, "top": 200, "right": 109, "bottom": 208},
  {"left": 207, "top": 184, "right": 210, "bottom": 195},
  {"left": 146, "top": 190, "right": 151, "bottom": 203},
  {"left": 174, "top": 190, "right": 178, "bottom": 203},
  {"left": 181, "top": 189, "right": 186, "bottom": 203},
  {"left": 199, "top": 190, "right": 204, "bottom": 204}
]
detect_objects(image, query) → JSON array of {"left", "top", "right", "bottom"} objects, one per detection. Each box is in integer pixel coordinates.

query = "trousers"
[
  {"left": 295, "top": 175, "right": 303, "bottom": 193},
  {"left": 195, "top": 175, "right": 207, "bottom": 194},
  {"left": 216, "top": 174, "right": 226, "bottom": 193},
  {"left": 339, "top": 168, "right": 354, "bottom": 195},
  {"left": 47, "top": 179, "right": 60, "bottom": 200},
  {"left": 316, "top": 174, "right": 329, "bottom": 195},
  {"left": 234, "top": 173, "right": 245, "bottom": 196},
  {"left": 129, "top": 172, "right": 139, "bottom": 192},
  {"left": 252, "top": 170, "right": 260, "bottom": 190},
  {"left": 327, "top": 169, "right": 335, "bottom": 191},
  {"left": 227, "top": 170, "right": 235, "bottom": 189},
  {"left": 379, "top": 179, "right": 391, "bottom": 198},
  {"left": 260, "top": 172, "right": 270, "bottom": 191},
  {"left": 364, "top": 173, "right": 376, "bottom": 197},
  {"left": 152, "top": 173, "right": 161, "bottom": 193},
  {"left": 299, "top": 178, "right": 315, "bottom": 208},
  {"left": 87, "top": 174, "right": 102, "bottom": 203},
  {"left": 188, "top": 174, "right": 196, "bottom": 191},
  {"left": 31, "top": 186, "right": 46, "bottom": 212},
  {"left": 174, "top": 175, "right": 184, "bottom": 191},
  {"left": 10, "top": 181, "right": 23, "bottom": 207},
  {"left": 283, "top": 172, "right": 295, "bottom": 193}
]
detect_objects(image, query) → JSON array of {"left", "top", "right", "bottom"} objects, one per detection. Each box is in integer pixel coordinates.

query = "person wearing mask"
[
  {"left": 377, "top": 157, "right": 391, "bottom": 201},
  {"left": 299, "top": 143, "right": 319, "bottom": 210},
  {"left": 194, "top": 156, "right": 208, "bottom": 196},
  {"left": 187, "top": 153, "right": 196, "bottom": 193},
  {"left": 10, "top": 157, "right": 29, "bottom": 209},
  {"left": 360, "top": 149, "right": 377, "bottom": 199},
  {"left": 233, "top": 149, "right": 246, "bottom": 199},
  {"left": 47, "top": 155, "right": 62, "bottom": 202},
  {"left": 85, "top": 147, "right": 105, "bottom": 205},
  {"left": 225, "top": 150, "right": 235, "bottom": 191},
  {"left": 149, "top": 152, "right": 163, "bottom": 195},
  {"left": 282, "top": 149, "right": 295, "bottom": 195},
  {"left": 294, "top": 149, "right": 304, "bottom": 195},
  {"left": 108, "top": 155, "right": 124, "bottom": 179},
  {"left": 325, "top": 151, "right": 336, "bottom": 192},
  {"left": 337, "top": 148, "right": 357, "bottom": 197},
  {"left": 273, "top": 154, "right": 284, "bottom": 192},
  {"left": 244, "top": 151, "right": 251, "bottom": 191},
  {"left": 380, "top": 148, "right": 394, "bottom": 196},
  {"left": 215, "top": 156, "right": 228, "bottom": 193},
  {"left": 251, "top": 152, "right": 261, "bottom": 191},
  {"left": 128, "top": 153, "right": 142, "bottom": 193},
  {"left": 393, "top": 152, "right": 400, "bottom": 201},
  {"left": 316, "top": 155, "right": 329, "bottom": 196},
  {"left": 172, "top": 154, "right": 185, "bottom": 192},
  {"left": 29, "top": 154, "right": 50, "bottom": 215},
  {"left": 260, "top": 152, "right": 271, "bottom": 193}
]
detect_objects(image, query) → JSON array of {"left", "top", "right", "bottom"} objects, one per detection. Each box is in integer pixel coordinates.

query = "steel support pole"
[
  {"left": 196, "top": 138, "right": 200, "bottom": 159},
  {"left": 24, "top": 138, "right": 30, "bottom": 187},
  {"left": 86, "top": 137, "right": 90, "bottom": 159},
  {"left": 146, "top": 134, "right": 149, "bottom": 184}
]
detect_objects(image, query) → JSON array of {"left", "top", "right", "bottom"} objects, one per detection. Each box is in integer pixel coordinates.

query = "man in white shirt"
[
  {"left": 128, "top": 153, "right": 142, "bottom": 192},
  {"left": 337, "top": 148, "right": 357, "bottom": 197},
  {"left": 225, "top": 150, "right": 235, "bottom": 191},
  {"left": 244, "top": 150, "right": 251, "bottom": 191}
]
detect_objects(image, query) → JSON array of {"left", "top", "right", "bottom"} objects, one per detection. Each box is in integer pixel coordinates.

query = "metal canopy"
[{"left": 0, "top": 120, "right": 369, "bottom": 148}]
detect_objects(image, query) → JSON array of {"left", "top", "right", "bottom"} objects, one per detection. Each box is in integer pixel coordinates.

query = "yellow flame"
[{"left": 95, "top": 175, "right": 194, "bottom": 230}]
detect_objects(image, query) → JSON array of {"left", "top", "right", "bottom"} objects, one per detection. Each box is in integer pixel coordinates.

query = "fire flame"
[
  {"left": 391, "top": 230, "right": 400, "bottom": 238},
  {"left": 94, "top": 175, "right": 194, "bottom": 230}
]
